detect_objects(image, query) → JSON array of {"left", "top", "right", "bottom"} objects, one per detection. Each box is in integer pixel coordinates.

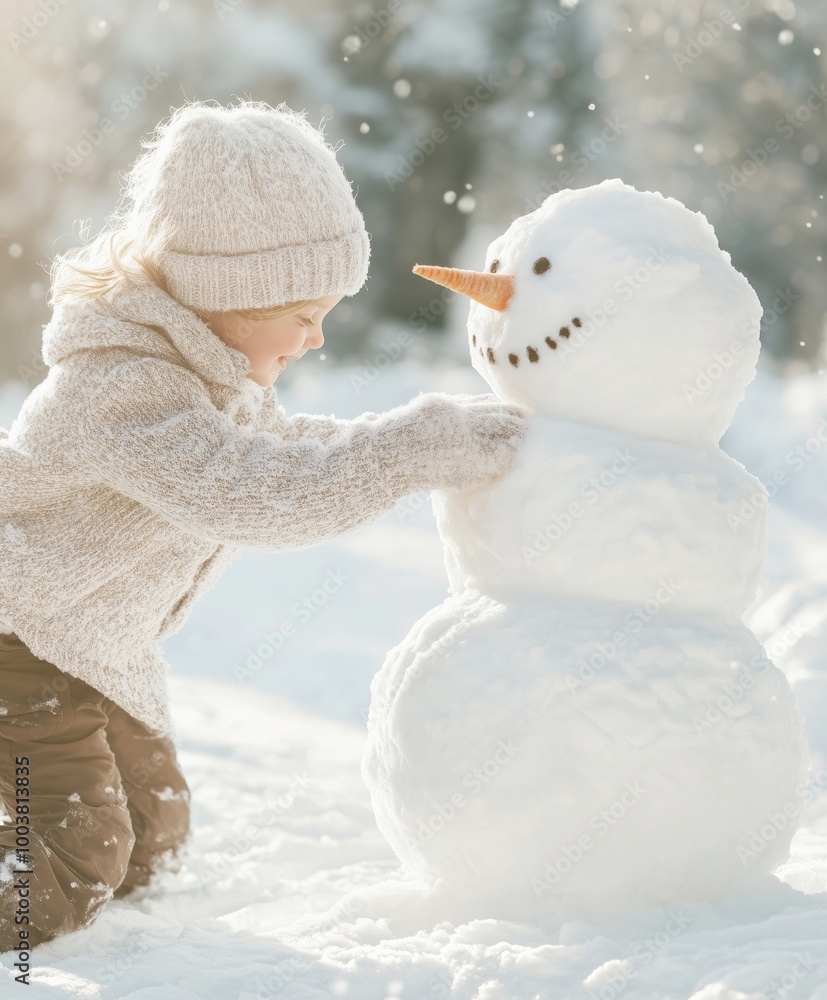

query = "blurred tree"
[
  {"left": 577, "top": 0, "right": 827, "bottom": 364},
  {"left": 0, "top": 0, "right": 824, "bottom": 387},
  {"left": 329, "top": 0, "right": 598, "bottom": 335}
]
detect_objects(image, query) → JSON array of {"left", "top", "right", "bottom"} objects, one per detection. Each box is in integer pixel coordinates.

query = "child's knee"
[
  {"left": 59, "top": 804, "right": 136, "bottom": 859},
  {"left": 129, "top": 781, "right": 190, "bottom": 856},
  {"left": 0, "top": 805, "right": 135, "bottom": 949}
]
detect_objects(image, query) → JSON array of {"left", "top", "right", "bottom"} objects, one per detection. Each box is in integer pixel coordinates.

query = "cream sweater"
[{"left": 0, "top": 280, "right": 525, "bottom": 739}]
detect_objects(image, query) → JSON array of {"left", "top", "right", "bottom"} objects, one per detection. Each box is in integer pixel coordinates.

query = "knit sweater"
[{"left": 0, "top": 280, "right": 525, "bottom": 739}]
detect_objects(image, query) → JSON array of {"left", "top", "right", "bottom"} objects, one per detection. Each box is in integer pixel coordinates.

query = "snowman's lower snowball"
[{"left": 361, "top": 590, "right": 809, "bottom": 924}]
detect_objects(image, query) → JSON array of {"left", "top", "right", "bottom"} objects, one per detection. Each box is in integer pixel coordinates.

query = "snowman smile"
[{"left": 472, "top": 317, "right": 583, "bottom": 367}]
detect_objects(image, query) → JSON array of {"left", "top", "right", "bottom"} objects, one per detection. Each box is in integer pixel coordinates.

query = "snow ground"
[{"left": 1, "top": 354, "right": 826, "bottom": 999}]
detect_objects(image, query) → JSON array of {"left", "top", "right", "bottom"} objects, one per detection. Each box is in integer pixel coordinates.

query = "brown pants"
[{"left": 0, "top": 632, "right": 190, "bottom": 950}]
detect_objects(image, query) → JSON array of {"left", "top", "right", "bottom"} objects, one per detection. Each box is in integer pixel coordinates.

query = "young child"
[{"left": 0, "top": 100, "right": 526, "bottom": 950}]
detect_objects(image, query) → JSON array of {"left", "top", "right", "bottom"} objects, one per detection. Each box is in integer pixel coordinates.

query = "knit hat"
[{"left": 127, "top": 100, "right": 371, "bottom": 312}]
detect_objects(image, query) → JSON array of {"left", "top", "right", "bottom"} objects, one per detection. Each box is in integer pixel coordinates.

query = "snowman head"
[{"left": 413, "top": 178, "right": 762, "bottom": 448}]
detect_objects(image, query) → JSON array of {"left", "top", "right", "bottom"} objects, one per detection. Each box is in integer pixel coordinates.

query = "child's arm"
[
  {"left": 68, "top": 355, "right": 524, "bottom": 552},
  {"left": 258, "top": 385, "right": 372, "bottom": 446}
]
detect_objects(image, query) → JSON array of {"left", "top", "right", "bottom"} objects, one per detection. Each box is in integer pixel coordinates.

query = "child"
[{"left": 0, "top": 100, "right": 526, "bottom": 950}]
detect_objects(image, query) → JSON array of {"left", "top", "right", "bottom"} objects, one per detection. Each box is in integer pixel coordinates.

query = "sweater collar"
[
  {"left": 104, "top": 280, "right": 254, "bottom": 387},
  {"left": 42, "top": 279, "right": 254, "bottom": 390}
]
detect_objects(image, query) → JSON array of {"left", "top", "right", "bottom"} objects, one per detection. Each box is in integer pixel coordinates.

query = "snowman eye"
[
  {"left": 489, "top": 259, "right": 501, "bottom": 273},
  {"left": 533, "top": 257, "right": 551, "bottom": 275}
]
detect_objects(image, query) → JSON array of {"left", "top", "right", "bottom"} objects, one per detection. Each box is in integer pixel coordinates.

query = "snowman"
[{"left": 360, "top": 178, "right": 811, "bottom": 925}]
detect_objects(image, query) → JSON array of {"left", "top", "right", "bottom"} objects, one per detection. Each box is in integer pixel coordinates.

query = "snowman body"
[
  {"left": 361, "top": 180, "right": 810, "bottom": 922},
  {"left": 362, "top": 420, "right": 810, "bottom": 922}
]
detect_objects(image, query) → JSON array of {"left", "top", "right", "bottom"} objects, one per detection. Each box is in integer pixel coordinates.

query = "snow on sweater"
[{"left": 0, "top": 279, "right": 524, "bottom": 739}]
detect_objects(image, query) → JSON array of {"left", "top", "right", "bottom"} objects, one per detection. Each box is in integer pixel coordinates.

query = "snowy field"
[{"left": 0, "top": 350, "right": 826, "bottom": 1000}]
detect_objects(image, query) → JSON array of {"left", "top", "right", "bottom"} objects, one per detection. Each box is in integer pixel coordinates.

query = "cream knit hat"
[{"left": 129, "top": 100, "right": 371, "bottom": 312}]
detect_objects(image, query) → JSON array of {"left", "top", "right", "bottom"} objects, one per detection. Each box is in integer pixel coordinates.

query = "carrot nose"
[{"left": 412, "top": 264, "right": 515, "bottom": 311}]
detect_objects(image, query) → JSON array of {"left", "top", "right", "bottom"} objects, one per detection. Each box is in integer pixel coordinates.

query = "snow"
[{"left": 1, "top": 352, "right": 826, "bottom": 998}]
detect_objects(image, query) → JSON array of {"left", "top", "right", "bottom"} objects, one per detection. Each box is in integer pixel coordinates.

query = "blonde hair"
[{"left": 47, "top": 107, "right": 320, "bottom": 322}]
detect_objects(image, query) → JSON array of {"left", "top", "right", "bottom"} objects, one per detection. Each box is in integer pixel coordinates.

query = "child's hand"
[{"left": 403, "top": 390, "right": 528, "bottom": 492}]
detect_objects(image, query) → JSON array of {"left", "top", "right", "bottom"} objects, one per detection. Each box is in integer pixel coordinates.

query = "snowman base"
[{"left": 361, "top": 590, "right": 810, "bottom": 924}]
